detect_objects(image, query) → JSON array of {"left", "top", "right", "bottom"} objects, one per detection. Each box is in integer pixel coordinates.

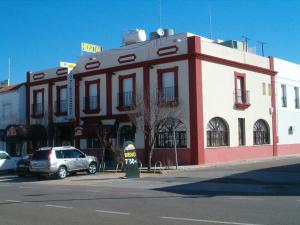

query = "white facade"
[{"left": 273, "top": 57, "right": 300, "bottom": 144}]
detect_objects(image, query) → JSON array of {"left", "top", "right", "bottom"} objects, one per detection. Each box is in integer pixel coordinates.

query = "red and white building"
[{"left": 27, "top": 31, "right": 300, "bottom": 165}]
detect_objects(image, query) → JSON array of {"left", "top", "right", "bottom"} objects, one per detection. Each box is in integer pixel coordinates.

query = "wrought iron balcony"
[
  {"left": 117, "top": 91, "right": 135, "bottom": 110},
  {"left": 157, "top": 86, "right": 178, "bottom": 106},
  {"left": 84, "top": 96, "right": 99, "bottom": 111},
  {"left": 234, "top": 89, "right": 250, "bottom": 109},
  {"left": 56, "top": 100, "right": 67, "bottom": 114},
  {"left": 31, "top": 103, "right": 43, "bottom": 117}
]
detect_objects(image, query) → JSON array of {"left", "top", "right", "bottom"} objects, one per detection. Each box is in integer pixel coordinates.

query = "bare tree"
[{"left": 128, "top": 89, "right": 184, "bottom": 171}]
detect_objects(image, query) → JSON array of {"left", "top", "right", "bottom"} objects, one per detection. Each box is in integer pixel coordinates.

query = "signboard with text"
[
  {"left": 81, "top": 42, "right": 102, "bottom": 53},
  {"left": 123, "top": 141, "right": 140, "bottom": 178}
]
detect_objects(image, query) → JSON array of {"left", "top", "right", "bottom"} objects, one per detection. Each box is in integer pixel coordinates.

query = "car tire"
[
  {"left": 87, "top": 162, "right": 97, "bottom": 174},
  {"left": 57, "top": 166, "right": 67, "bottom": 179}
]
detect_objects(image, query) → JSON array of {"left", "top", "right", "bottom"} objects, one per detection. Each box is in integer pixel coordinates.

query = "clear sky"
[{"left": 0, "top": 0, "right": 300, "bottom": 84}]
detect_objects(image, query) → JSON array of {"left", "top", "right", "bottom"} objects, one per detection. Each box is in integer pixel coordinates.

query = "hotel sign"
[{"left": 81, "top": 42, "right": 102, "bottom": 53}]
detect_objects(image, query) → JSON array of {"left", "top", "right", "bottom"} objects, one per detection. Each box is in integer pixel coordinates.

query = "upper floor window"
[
  {"left": 56, "top": 85, "right": 67, "bottom": 115},
  {"left": 253, "top": 119, "right": 270, "bottom": 145},
  {"left": 207, "top": 117, "right": 229, "bottom": 147},
  {"left": 294, "top": 87, "right": 299, "bottom": 109},
  {"left": 84, "top": 79, "right": 100, "bottom": 114},
  {"left": 118, "top": 74, "right": 136, "bottom": 110},
  {"left": 234, "top": 72, "right": 250, "bottom": 109},
  {"left": 32, "top": 89, "right": 44, "bottom": 117},
  {"left": 281, "top": 84, "right": 287, "bottom": 107},
  {"left": 157, "top": 67, "right": 179, "bottom": 106}
]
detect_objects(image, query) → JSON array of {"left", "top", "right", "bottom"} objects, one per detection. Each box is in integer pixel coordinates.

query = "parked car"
[
  {"left": 30, "top": 146, "right": 98, "bottom": 179},
  {"left": 0, "top": 151, "right": 20, "bottom": 173},
  {"left": 16, "top": 154, "right": 32, "bottom": 177}
]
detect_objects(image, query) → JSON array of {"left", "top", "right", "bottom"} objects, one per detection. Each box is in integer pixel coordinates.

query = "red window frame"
[
  {"left": 117, "top": 73, "right": 136, "bottom": 111},
  {"left": 32, "top": 88, "right": 44, "bottom": 118},
  {"left": 55, "top": 85, "right": 67, "bottom": 116},
  {"left": 234, "top": 72, "right": 250, "bottom": 109},
  {"left": 157, "top": 66, "right": 179, "bottom": 107},
  {"left": 83, "top": 79, "right": 100, "bottom": 114}
]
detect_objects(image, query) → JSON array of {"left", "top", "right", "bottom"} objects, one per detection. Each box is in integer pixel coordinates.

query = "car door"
[
  {"left": 0, "top": 152, "right": 14, "bottom": 171},
  {"left": 71, "top": 149, "right": 87, "bottom": 170},
  {"left": 62, "top": 150, "right": 76, "bottom": 171}
]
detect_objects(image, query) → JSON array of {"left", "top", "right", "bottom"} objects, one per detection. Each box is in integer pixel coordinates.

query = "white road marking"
[
  {"left": 95, "top": 210, "right": 130, "bottom": 215},
  {"left": 161, "top": 216, "right": 265, "bottom": 225},
  {"left": 45, "top": 204, "right": 73, "bottom": 209},
  {"left": 231, "top": 197, "right": 264, "bottom": 201},
  {"left": 5, "top": 200, "right": 22, "bottom": 203},
  {"left": 19, "top": 186, "right": 36, "bottom": 189}
]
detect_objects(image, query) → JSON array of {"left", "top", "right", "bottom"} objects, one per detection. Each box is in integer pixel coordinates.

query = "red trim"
[
  {"left": 106, "top": 72, "right": 112, "bottom": 115},
  {"left": 75, "top": 78, "right": 80, "bottom": 124},
  {"left": 157, "top": 66, "right": 179, "bottom": 107},
  {"left": 117, "top": 73, "right": 136, "bottom": 111},
  {"left": 269, "top": 56, "right": 278, "bottom": 156},
  {"left": 26, "top": 72, "right": 30, "bottom": 125},
  {"left": 32, "top": 88, "right": 44, "bottom": 118},
  {"left": 56, "top": 68, "right": 68, "bottom": 76},
  {"left": 85, "top": 61, "right": 101, "bottom": 70},
  {"left": 83, "top": 79, "right": 100, "bottom": 114},
  {"left": 188, "top": 36, "right": 204, "bottom": 164},
  {"left": 28, "top": 76, "right": 67, "bottom": 87},
  {"left": 118, "top": 54, "right": 136, "bottom": 64},
  {"left": 55, "top": 85, "right": 67, "bottom": 116},
  {"left": 234, "top": 72, "right": 250, "bottom": 109},
  {"left": 33, "top": 72, "right": 45, "bottom": 80},
  {"left": 81, "top": 114, "right": 130, "bottom": 123},
  {"left": 157, "top": 45, "right": 178, "bottom": 56}
]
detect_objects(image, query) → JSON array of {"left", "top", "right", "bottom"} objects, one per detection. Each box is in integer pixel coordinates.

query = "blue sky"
[{"left": 0, "top": 0, "right": 300, "bottom": 84}]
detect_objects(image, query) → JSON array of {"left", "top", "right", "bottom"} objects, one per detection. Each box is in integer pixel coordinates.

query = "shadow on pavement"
[{"left": 154, "top": 162, "right": 300, "bottom": 197}]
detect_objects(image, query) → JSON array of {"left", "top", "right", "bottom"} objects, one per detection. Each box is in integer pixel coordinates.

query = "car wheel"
[
  {"left": 87, "top": 162, "right": 97, "bottom": 174},
  {"left": 57, "top": 166, "right": 67, "bottom": 179}
]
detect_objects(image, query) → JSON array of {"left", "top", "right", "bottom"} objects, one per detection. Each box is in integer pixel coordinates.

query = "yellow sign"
[{"left": 81, "top": 42, "right": 102, "bottom": 53}]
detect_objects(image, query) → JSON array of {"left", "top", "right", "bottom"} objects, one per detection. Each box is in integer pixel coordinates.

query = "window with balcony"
[
  {"left": 294, "top": 87, "right": 299, "bottom": 109},
  {"left": 281, "top": 84, "right": 287, "bottom": 107},
  {"left": 234, "top": 72, "right": 250, "bottom": 109},
  {"left": 56, "top": 85, "right": 67, "bottom": 116},
  {"left": 32, "top": 89, "right": 44, "bottom": 118},
  {"left": 117, "top": 74, "right": 136, "bottom": 111},
  {"left": 207, "top": 117, "right": 229, "bottom": 147},
  {"left": 83, "top": 79, "right": 100, "bottom": 114},
  {"left": 157, "top": 67, "right": 179, "bottom": 106}
]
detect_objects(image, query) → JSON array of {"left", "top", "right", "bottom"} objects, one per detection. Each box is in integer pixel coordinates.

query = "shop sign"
[
  {"left": 123, "top": 141, "right": 140, "bottom": 178},
  {"left": 74, "top": 126, "right": 83, "bottom": 137},
  {"left": 81, "top": 42, "right": 102, "bottom": 53}
]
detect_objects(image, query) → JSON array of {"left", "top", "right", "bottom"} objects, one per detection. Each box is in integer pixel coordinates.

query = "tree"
[{"left": 128, "top": 89, "right": 184, "bottom": 171}]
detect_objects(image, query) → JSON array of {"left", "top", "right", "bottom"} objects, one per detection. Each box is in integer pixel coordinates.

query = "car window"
[
  {"left": 0, "top": 152, "right": 10, "bottom": 160},
  {"left": 72, "top": 150, "right": 85, "bottom": 158},
  {"left": 55, "top": 150, "right": 64, "bottom": 159},
  {"left": 62, "top": 150, "right": 73, "bottom": 159},
  {"left": 32, "top": 150, "right": 50, "bottom": 160}
]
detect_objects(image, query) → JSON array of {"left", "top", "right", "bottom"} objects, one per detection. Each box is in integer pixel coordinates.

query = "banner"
[{"left": 81, "top": 42, "right": 102, "bottom": 53}]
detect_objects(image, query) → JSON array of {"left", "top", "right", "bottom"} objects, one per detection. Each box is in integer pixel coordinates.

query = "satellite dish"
[{"left": 157, "top": 28, "right": 165, "bottom": 37}]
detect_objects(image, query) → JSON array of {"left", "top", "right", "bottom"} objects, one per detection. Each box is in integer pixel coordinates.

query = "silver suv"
[{"left": 30, "top": 146, "right": 98, "bottom": 179}]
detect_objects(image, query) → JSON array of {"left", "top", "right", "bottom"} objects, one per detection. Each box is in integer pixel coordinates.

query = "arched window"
[
  {"left": 207, "top": 117, "right": 229, "bottom": 147},
  {"left": 155, "top": 118, "right": 187, "bottom": 148},
  {"left": 253, "top": 119, "right": 269, "bottom": 145},
  {"left": 119, "top": 125, "right": 135, "bottom": 146}
]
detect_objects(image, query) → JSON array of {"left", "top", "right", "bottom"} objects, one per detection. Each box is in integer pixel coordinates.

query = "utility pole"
[{"left": 257, "top": 41, "right": 267, "bottom": 56}]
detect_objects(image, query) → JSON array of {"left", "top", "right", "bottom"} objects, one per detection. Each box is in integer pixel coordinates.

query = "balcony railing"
[
  {"left": 84, "top": 96, "right": 99, "bottom": 111},
  {"left": 234, "top": 89, "right": 250, "bottom": 109},
  {"left": 157, "top": 86, "right": 178, "bottom": 106},
  {"left": 117, "top": 91, "right": 135, "bottom": 109},
  {"left": 56, "top": 100, "right": 67, "bottom": 114},
  {"left": 32, "top": 103, "right": 43, "bottom": 117}
]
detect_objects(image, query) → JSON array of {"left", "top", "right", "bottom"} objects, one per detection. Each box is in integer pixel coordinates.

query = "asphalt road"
[{"left": 1, "top": 156, "right": 300, "bottom": 225}]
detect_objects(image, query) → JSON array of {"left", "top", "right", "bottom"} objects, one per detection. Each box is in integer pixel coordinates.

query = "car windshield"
[{"left": 32, "top": 150, "right": 50, "bottom": 160}]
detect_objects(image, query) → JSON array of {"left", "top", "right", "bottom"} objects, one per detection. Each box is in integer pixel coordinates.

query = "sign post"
[{"left": 123, "top": 141, "right": 140, "bottom": 178}]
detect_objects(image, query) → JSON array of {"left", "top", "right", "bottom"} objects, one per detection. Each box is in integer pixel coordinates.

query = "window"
[
  {"left": 84, "top": 80, "right": 100, "bottom": 113},
  {"left": 288, "top": 126, "right": 293, "bottom": 135},
  {"left": 155, "top": 118, "right": 187, "bottom": 148},
  {"left": 56, "top": 85, "right": 67, "bottom": 115},
  {"left": 87, "top": 138, "right": 102, "bottom": 149},
  {"left": 253, "top": 119, "right": 270, "bottom": 145},
  {"left": 234, "top": 72, "right": 250, "bottom": 109},
  {"left": 281, "top": 84, "right": 287, "bottom": 107},
  {"left": 268, "top": 84, "right": 272, "bottom": 96},
  {"left": 207, "top": 117, "right": 229, "bottom": 147},
  {"left": 119, "top": 125, "right": 135, "bottom": 146},
  {"left": 157, "top": 67, "right": 179, "bottom": 106},
  {"left": 238, "top": 118, "right": 245, "bottom": 146},
  {"left": 118, "top": 74, "right": 136, "bottom": 110},
  {"left": 294, "top": 87, "right": 299, "bottom": 109},
  {"left": 32, "top": 89, "right": 44, "bottom": 117},
  {"left": 262, "top": 83, "right": 266, "bottom": 95}
]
